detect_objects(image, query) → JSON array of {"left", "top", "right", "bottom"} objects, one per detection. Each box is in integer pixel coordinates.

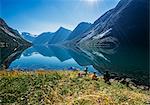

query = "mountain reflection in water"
[
  {"left": 0, "top": 45, "right": 149, "bottom": 86},
  {"left": 7, "top": 45, "right": 98, "bottom": 73}
]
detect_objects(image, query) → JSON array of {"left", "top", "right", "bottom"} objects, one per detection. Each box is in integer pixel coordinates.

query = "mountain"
[
  {"left": 66, "top": 22, "right": 91, "bottom": 41},
  {"left": 77, "top": 0, "right": 149, "bottom": 49},
  {"left": 0, "top": 18, "right": 30, "bottom": 47},
  {"left": 33, "top": 27, "right": 71, "bottom": 45},
  {"left": 49, "top": 27, "right": 71, "bottom": 44},
  {"left": 33, "top": 32, "right": 54, "bottom": 45},
  {"left": 75, "top": 0, "right": 149, "bottom": 85},
  {"left": 69, "top": 9, "right": 113, "bottom": 46},
  {"left": 21, "top": 32, "right": 37, "bottom": 43}
]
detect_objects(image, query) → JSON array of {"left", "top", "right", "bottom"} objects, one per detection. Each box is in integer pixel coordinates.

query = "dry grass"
[{"left": 0, "top": 70, "right": 149, "bottom": 105}]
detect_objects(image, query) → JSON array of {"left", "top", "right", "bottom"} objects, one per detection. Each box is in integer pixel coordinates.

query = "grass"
[{"left": 0, "top": 70, "right": 149, "bottom": 105}]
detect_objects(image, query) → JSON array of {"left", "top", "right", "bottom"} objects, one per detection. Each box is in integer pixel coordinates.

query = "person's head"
[
  {"left": 94, "top": 72, "right": 96, "bottom": 75},
  {"left": 106, "top": 71, "right": 109, "bottom": 74},
  {"left": 84, "top": 69, "right": 88, "bottom": 73}
]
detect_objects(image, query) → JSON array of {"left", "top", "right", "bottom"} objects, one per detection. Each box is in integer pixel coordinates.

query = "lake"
[
  {"left": 0, "top": 45, "right": 149, "bottom": 85},
  {"left": 1, "top": 45, "right": 99, "bottom": 73}
]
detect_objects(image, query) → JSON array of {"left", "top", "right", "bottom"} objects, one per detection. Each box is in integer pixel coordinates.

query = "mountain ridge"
[
  {"left": 0, "top": 18, "right": 31, "bottom": 47},
  {"left": 49, "top": 27, "right": 72, "bottom": 44}
]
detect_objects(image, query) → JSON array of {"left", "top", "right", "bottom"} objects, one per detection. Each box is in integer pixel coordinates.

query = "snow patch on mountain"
[{"left": 93, "top": 28, "right": 112, "bottom": 39}]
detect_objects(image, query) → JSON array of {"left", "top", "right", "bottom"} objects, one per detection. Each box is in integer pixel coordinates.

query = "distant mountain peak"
[
  {"left": 79, "top": 22, "right": 91, "bottom": 25},
  {"left": 22, "top": 32, "right": 37, "bottom": 37},
  {"left": 39, "top": 32, "right": 52, "bottom": 36},
  {"left": 49, "top": 27, "right": 72, "bottom": 44},
  {"left": 33, "top": 32, "right": 54, "bottom": 45},
  {"left": 66, "top": 22, "right": 91, "bottom": 41},
  {"left": 22, "top": 32, "right": 31, "bottom": 36},
  {"left": 57, "top": 27, "right": 71, "bottom": 32},
  {"left": 21, "top": 32, "right": 37, "bottom": 43}
]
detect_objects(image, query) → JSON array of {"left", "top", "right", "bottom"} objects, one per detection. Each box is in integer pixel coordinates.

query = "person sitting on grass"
[
  {"left": 83, "top": 67, "right": 88, "bottom": 76},
  {"left": 78, "top": 67, "right": 88, "bottom": 77},
  {"left": 103, "top": 71, "right": 111, "bottom": 85},
  {"left": 92, "top": 72, "right": 98, "bottom": 81}
]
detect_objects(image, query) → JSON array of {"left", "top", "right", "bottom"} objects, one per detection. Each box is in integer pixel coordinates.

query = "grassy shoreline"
[{"left": 0, "top": 70, "right": 150, "bottom": 105}]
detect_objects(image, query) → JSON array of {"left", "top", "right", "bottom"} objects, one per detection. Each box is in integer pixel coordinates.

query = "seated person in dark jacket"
[{"left": 103, "top": 71, "right": 111, "bottom": 85}]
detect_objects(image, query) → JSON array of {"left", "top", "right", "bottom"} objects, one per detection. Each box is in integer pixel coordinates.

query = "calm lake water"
[
  {"left": 8, "top": 45, "right": 98, "bottom": 73},
  {"left": 0, "top": 45, "right": 149, "bottom": 85}
]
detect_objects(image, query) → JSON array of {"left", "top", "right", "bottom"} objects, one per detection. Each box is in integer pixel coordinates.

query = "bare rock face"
[{"left": 0, "top": 18, "right": 31, "bottom": 47}]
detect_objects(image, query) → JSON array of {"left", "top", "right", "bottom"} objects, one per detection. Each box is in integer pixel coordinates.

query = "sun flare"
[
  {"left": 87, "top": 0, "right": 97, "bottom": 2},
  {"left": 86, "top": 0, "right": 98, "bottom": 5}
]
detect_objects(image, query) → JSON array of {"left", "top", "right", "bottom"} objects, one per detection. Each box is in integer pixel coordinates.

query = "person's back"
[
  {"left": 104, "top": 71, "right": 111, "bottom": 85},
  {"left": 104, "top": 71, "right": 110, "bottom": 78},
  {"left": 83, "top": 67, "right": 88, "bottom": 76}
]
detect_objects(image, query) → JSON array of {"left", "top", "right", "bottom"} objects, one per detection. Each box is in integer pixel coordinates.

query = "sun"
[
  {"left": 86, "top": 0, "right": 98, "bottom": 5},
  {"left": 87, "top": 0, "right": 97, "bottom": 2}
]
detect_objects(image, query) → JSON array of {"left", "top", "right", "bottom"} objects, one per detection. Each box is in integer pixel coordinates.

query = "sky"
[{"left": 0, "top": 0, "right": 120, "bottom": 35}]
